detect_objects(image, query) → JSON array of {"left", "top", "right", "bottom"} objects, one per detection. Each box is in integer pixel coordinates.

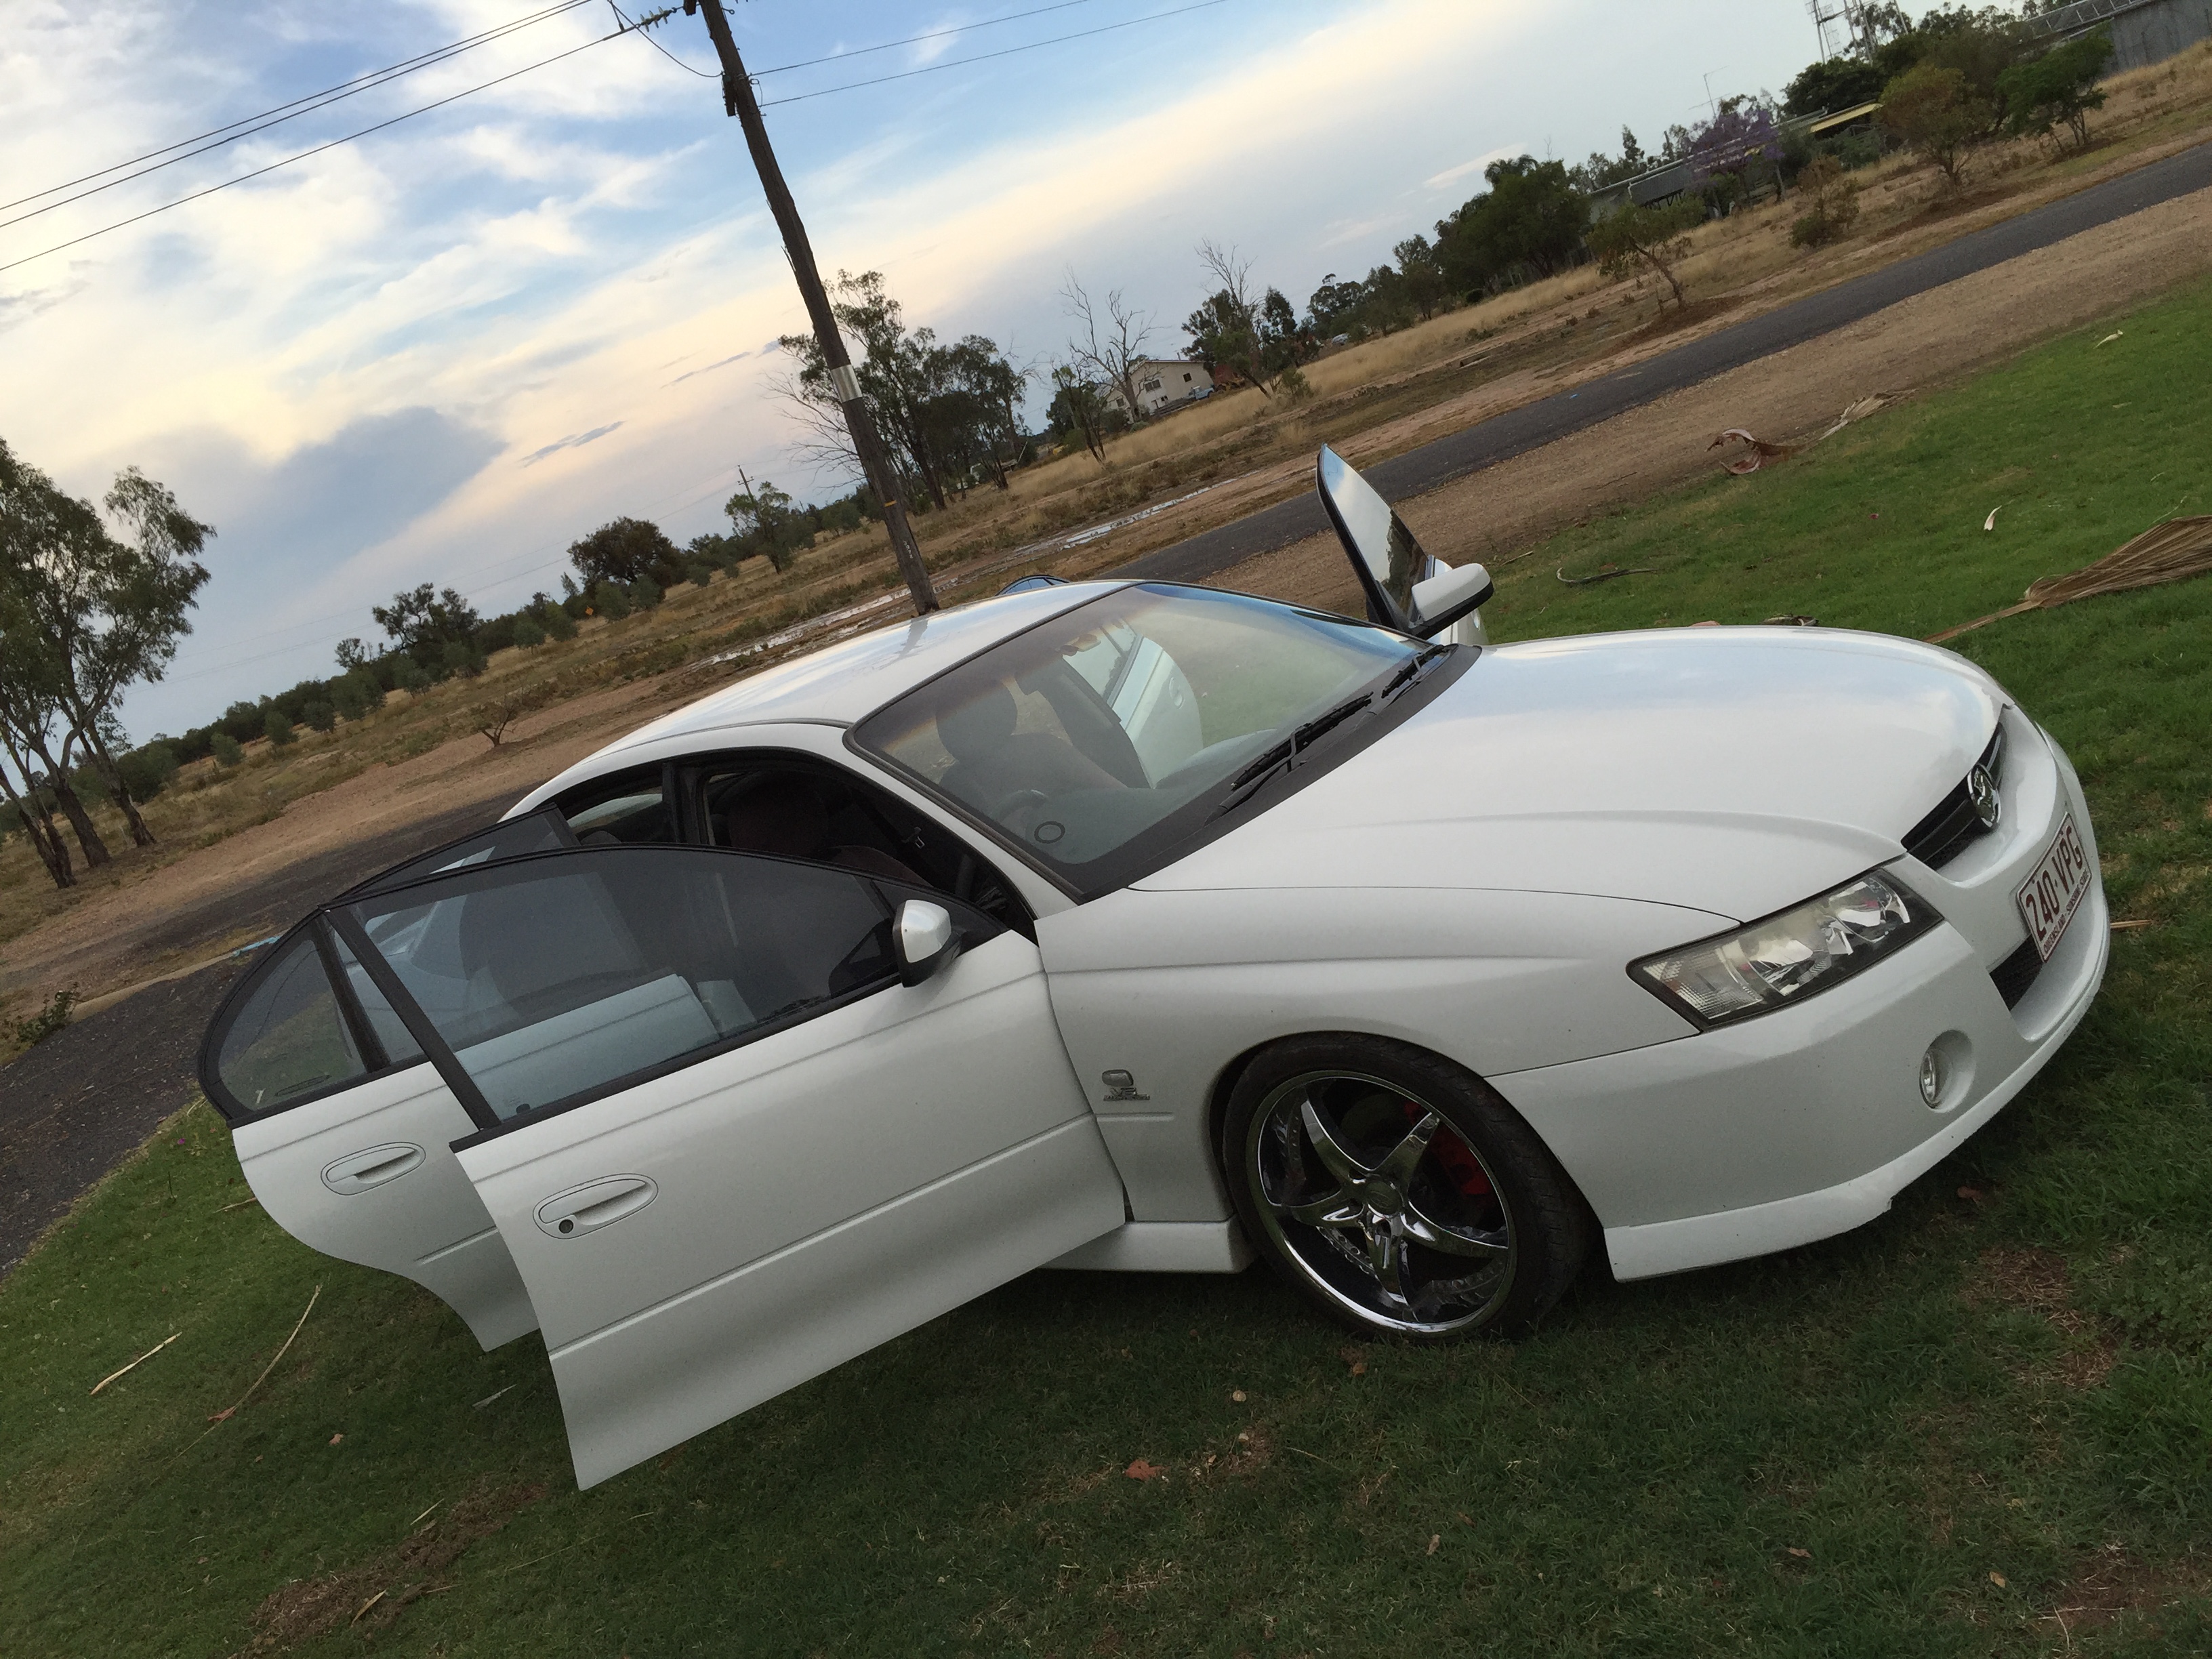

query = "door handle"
[
  {"left": 535, "top": 1176, "right": 657, "bottom": 1240},
  {"left": 321, "top": 1143, "right": 426, "bottom": 1195}
]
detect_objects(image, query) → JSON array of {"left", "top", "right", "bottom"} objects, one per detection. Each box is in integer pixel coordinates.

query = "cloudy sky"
[{"left": 2, "top": 0, "right": 1824, "bottom": 741}]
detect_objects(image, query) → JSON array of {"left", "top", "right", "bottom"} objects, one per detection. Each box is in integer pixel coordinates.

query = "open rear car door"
[
  {"left": 328, "top": 844, "right": 1124, "bottom": 1488},
  {"left": 201, "top": 811, "right": 585, "bottom": 1351}
]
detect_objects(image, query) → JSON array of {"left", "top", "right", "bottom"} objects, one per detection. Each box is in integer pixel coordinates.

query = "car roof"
[{"left": 586, "top": 579, "right": 1128, "bottom": 756}]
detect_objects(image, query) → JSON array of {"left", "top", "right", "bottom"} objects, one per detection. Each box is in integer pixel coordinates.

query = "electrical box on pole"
[{"left": 687, "top": 0, "right": 939, "bottom": 613}]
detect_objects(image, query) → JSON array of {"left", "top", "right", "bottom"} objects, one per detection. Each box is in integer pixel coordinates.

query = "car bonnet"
[{"left": 1132, "top": 627, "right": 2006, "bottom": 923}]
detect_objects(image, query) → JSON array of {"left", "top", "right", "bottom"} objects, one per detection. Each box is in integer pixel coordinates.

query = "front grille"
[
  {"left": 1990, "top": 937, "right": 2044, "bottom": 1008},
  {"left": 1903, "top": 724, "right": 2007, "bottom": 869}
]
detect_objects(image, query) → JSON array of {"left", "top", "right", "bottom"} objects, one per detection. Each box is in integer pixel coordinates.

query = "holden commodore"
[{"left": 202, "top": 447, "right": 2106, "bottom": 1487}]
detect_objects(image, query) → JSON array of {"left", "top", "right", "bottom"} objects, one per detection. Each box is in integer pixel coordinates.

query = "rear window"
[{"left": 211, "top": 932, "right": 367, "bottom": 1115}]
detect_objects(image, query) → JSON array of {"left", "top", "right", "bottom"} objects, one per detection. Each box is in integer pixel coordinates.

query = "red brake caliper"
[{"left": 1404, "top": 1102, "right": 1492, "bottom": 1197}]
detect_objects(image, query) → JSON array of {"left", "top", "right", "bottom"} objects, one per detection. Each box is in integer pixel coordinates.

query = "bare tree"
[
  {"left": 766, "top": 367, "right": 869, "bottom": 484},
  {"left": 1195, "top": 239, "right": 1258, "bottom": 326},
  {"left": 1059, "top": 270, "right": 1156, "bottom": 426}
]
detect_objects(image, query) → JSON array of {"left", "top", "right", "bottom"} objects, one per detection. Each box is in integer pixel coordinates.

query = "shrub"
[
  {"left": 1880, "top": 63, "right": 1990, "bottom": 191},
  {"left": 2001, "top": 28, "right": 2115, "bottom": 152},
  {"left": 1587, "top": 197, "right": 1706, "bottom": 308},
  {"left": 441, "top": 638, "right": 486, "bottom": 679},
  {"left": 330, "top": 668, "right": 384, "bottom": 720},
  {"left": 11, "top": 989, "right": 76, "bottom": 1048},
  {"left": 264, "top": 707, "right": 295, "bottom": 748},
  {"left": 210, "top": 732, "right": 245, "bottom": 766},
  {"left": 590, "top": 581, "right": 632, "bottom": 621},
  {"left": 391, "top": 656, "right": 431, "bottom": 693},
  {"left": 630, "top": 576, "right": 662, "bottom": 610},
  {"left": 116, "top": 743, "right": 182, "bottom": 803},
  {"left": 686, "top": 561, "right": 715, "bottom": 588},
  {"left": 539, "top": 603, "right": 577, "bottom": 641},
  {"left": 1277, "top": 364, "right": 1316, "bottom": 404},
  {"left": 302, "top": 700, "right": 337, "bottom": 733},
  {"left": 1823, "top": 129, "right": 1884, "bottom": 171},
  {"left": 511, "top": 614, "right": 546, "bottom": 648},
  {"left": 1790, "top": 155, "right": 1863, "bottom": 247}
]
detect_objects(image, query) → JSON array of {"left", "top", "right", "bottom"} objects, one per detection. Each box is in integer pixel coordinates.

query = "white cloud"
[{"left": 1425, "top": 142, "right": 1532, "bottom": 192}]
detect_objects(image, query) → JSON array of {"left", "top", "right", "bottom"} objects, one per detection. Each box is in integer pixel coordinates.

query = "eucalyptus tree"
[
  {"left": 779, "top": 272, "right": 1029, "bottom": 508},
  {"left": 0, "top": 438, "right": 212, "bottom": 855}
]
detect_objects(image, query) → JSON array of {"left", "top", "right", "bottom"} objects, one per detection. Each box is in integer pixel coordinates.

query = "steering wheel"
[{"left": 992, "top": 787, "right": 1050, "bottom": 824}]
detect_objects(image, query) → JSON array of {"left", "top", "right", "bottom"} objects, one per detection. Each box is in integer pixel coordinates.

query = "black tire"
[{"left": 1220, "top": 1033, "right": 1591, "bottom": 1340}]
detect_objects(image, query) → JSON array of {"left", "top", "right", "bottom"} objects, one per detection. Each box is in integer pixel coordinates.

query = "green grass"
[{"left": 6, "top": 281, "right": 2212, "bottom": 1659}]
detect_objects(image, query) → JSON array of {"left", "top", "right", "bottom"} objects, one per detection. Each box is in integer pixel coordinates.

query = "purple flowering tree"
[{"left": 1689, "top": 104, "right": 1784, "bottom": 210}]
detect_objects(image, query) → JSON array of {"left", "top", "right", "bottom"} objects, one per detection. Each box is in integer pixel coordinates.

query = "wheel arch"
[{"left": 1201, "top": 1027, "right": 1603, "bottom": 1245}]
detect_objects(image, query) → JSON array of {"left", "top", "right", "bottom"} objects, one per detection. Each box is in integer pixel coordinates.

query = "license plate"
[{"left": 2016, "top": 814, "right": 2092, "bottom": 961}]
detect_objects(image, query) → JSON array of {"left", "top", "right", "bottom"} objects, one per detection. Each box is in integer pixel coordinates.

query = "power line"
[
  {"left": 758, "top": 0, "right": 1235, "bottom": 108},
  {"left": 0, "top": 1, "right": 598, "bottom": 220},
  {"left": 0, "top": 28, "right": 626, "bottom": 276},
  {"left": 751, "top": 0, "right": 1103, "bottom": 77},
  {"left": 0, "top": 0, "right": 1235, "bottom": 275}
]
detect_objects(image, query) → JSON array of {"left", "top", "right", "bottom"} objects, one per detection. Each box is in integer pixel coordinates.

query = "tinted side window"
[
  {"left": 558, "top": 766, "right": 672, "bottom": 846},
  {"left": 210, "top": 932, "right": 367, "bottom": 1116},
  {"left": 341, "top": 849, "right": 899, "bottom": 1126},
  {"left": 344, "top": 806, "right": 575, "bottom": 900}
]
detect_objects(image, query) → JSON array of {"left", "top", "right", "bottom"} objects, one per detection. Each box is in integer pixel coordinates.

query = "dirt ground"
[{"left": 1208, "top": 179, "right": 2212, "bottom": 617}]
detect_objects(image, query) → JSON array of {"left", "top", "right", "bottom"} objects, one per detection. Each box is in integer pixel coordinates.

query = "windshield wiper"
[
  {"left": 1211, "top": 649, "right": 1450, "bottom": 820},
  {"left": 1216, "top": 738, "right": 1296, "bottom": 815},
  {"left": 1376, "top": 642, "right": 1450, "bottom": 703}
]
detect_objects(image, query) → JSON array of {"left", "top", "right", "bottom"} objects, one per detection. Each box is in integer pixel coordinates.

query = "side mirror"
[
  {"left": 1315, "top": 444, "right": 1475, "bottom": 640},
  {"left": 895, "top": 899, "right": 960, "bottom": 987},
  {"left": 1410, "top": 562, "right": 1494, "bottom": 635}
]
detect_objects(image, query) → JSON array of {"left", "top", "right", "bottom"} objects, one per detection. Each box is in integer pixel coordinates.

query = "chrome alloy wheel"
[{"left": 1244, "top": 1069, "right": 1515, "bottom": 1336}]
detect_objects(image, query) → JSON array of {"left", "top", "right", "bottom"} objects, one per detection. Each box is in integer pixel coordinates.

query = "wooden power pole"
[{"left": 688, "top": 0, "right": 939, "bottom": 613}]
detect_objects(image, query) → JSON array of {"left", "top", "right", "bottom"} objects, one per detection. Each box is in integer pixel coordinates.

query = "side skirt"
[{"left": 1047, "top": 1218, "right": 1253, "bottom": 1274}]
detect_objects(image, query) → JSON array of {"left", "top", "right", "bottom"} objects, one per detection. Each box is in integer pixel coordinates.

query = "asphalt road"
[
  {"left": 1119, "top": 140, "right": 2212, "bottom": 585},
  {"left": 0, "top": 789, "right": 521, "bottom": 1274}
]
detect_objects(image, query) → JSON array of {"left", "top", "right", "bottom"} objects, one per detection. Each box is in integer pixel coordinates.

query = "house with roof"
[{"left": 1101, "top": 360, "right": 1214, "bottom": 418}]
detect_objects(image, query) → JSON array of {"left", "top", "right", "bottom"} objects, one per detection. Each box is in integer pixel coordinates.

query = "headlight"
[{"left": 1630, "top": 870, "right": 1940, "bottom": 1028}]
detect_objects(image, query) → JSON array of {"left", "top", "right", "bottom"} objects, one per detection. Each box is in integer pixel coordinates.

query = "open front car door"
[{"left": 329, "top": 844, "right": 1125, "bottom": 1488}]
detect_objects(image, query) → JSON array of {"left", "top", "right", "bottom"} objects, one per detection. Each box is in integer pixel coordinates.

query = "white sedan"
[{"left": 203, "top": 448, "right": 2106, "bottom": 1488}]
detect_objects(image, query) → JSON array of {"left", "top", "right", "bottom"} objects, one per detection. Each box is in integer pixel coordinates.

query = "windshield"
[{"left": 853, "top": 585, "right": 1431, "bottom": 895}]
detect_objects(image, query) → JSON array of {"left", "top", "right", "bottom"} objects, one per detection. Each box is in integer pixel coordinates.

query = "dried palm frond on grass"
[{"left": 1928, "top": 516, "right": 2212, "bottom": 642}]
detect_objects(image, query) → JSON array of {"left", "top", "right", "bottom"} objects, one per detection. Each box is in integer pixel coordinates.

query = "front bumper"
[{"left": 1494, "top": 710, "right": 2108, "bottom": 1281}]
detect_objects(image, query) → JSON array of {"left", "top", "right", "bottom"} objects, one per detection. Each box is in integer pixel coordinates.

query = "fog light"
[{"left": 1919, "top": 1048, "right": 1944, "bottom": 1107}]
